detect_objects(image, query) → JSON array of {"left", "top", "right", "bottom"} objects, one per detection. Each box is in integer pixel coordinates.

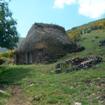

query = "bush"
[
  {"left": 0, "top": 58, "right": 5, "bottom": 65},
  {"left": 0, "top": 50, "right": 14, "bottom": 58},
  {"left": 0, "top": 51, "right": 15, "bottom": 65}
]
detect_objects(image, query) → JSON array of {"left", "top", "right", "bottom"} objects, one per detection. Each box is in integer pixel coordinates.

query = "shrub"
[
  {"left": 0, "top": 58, "right": 5, "bottom": 65},
  {"left": 0, "top": 50, "right": 14, "bottom": 58}
]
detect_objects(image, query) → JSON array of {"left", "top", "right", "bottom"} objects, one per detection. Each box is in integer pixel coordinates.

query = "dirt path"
[{"left": 6, "top": 85, "right": 31, "bottom": 105}]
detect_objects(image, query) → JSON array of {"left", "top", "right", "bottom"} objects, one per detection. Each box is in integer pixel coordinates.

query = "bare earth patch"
[{"left": 6, "top": 85, "right": 31, "bottom": 105}]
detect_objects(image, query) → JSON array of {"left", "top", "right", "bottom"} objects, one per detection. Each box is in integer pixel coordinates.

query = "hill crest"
[{"left": 67, "top": 18, "right": 105, "bottom": 41}]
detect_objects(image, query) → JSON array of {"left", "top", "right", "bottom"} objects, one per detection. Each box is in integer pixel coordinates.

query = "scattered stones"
[
  {"left": 55, "top": 56, "right": 102, "bottom": 73},
  {"left": 32, "top": 94, "right": 45, "bottom": 102},
  {"left": 70, "top": 56, "right": 102, "bottom": 70},
  {"left": 55, "top": 62, "right": 72, "bottom": 73},
  {"left": 98, "top": 94, "right": 105, "bottom": 102},
  {"left": 95, "top": 78, "right": 105, "bottom": 88},
  {"left": 83, "top": 79, "right": 92, "bottom": 86},
  {"left": 32, "top": 96, "right": 41, "bottom": 101}
]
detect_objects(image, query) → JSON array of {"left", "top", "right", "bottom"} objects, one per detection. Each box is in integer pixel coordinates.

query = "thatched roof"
[{"left": 16, "top": 23, "right": 73, "bottom": 54}]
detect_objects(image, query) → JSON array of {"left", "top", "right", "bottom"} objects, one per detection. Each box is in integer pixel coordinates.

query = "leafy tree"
[{"left": 0, "top": 0, "right": 19, "bottom": 49}]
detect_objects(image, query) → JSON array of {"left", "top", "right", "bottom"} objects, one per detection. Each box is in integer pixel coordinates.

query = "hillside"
[
  {"left": 67, "top": 18, "right": 105, "bottom": 41},
  {"left": 0, "top": 19, "right": 105, "bottom": 105}
]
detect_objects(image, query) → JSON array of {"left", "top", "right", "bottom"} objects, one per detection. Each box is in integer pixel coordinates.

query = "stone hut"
[{"left": 15, "top": 23, "right": 77, "bottom": 64}]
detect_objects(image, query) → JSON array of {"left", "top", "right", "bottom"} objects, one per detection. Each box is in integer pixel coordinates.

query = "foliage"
[
  {"left": 0, "top": 50, "right": 14, "bottom": 58},
  {"left": 0, "top": 50, "right": 14, "bottom": 65},
  {"left": 0, "top": 0, "right": 19, "bottom": 49},
  {"left": 67, "top": 28, "right": 81, "bottom": 42}
]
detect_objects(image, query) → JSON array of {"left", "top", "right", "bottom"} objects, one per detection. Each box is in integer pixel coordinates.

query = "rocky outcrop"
[
  {"left": 55, "top": 56, "right": 102, "bottom": 73},
  {"left": 70, "top": 56, "right": 102, "bottom": 70},
  {"left": 15, "top": 23, "right": 79, "bottom": 64}
]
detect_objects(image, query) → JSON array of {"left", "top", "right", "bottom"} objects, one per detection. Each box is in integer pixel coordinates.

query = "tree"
[{"left": 0, "top": 0, "right": 19, "bottom": 49}]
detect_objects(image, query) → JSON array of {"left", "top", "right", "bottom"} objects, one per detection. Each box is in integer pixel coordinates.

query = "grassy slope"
[
  {"left": 68, "top": 18, "right": 105, "bottom": 31},
  {"left": 0, "top": 30, "right": 105, "bottom": 105},
  {"left": 67, "top": 18, "right": 105, "bottom": 41},
  {"left": 59, "top": 30, "right": 105, "bottom": 62}
]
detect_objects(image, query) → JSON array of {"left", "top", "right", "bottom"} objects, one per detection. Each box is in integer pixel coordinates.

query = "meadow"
[{"left": 0, "top": 29, "right": 105, "bottom": 105}]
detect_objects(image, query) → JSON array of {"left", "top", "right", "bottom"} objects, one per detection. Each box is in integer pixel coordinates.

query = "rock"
[
  {"left": 55, "top": 63, "right": 63, "bottom": 73},
  {"left": 74, "top": 102, "right": 82, "bottom": 105},
  {"left": 0, "top": 90, "right": 10, "bottom": 96},
  {"left": 70, "top": 56, "right": 102, "bottom": 70},
  {"left": 99, "top": 40, "right": 105, "bottom": 46},
  {"left": 32, "top": 94, "right": 44, "bottom": 102},
  {"left": 15, "top": 23, "right": 79, "bottom": 64},
  {"left": 55, "top": 61, "right": 73, "bottom": 73},
  {"left": 55, "top": 56, "right": 103, "bottom": 73},
  {"left": 70, "top": 57, "right": 85, "bottom": 65}
]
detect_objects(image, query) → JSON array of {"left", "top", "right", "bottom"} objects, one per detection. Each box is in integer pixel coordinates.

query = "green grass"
[
  {"left": 0, "top": 63, "right": 105, "bottom": 105},
  {"left": 59, "top": 30, "right": 105, "bottom": 62},
  {"left": 0, "top": 29, "right": 105, "bottom": 105}
]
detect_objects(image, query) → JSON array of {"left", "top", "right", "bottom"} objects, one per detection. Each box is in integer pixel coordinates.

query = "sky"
[{"left": 9, "top": 0, "right": 105, "bottom": 37}]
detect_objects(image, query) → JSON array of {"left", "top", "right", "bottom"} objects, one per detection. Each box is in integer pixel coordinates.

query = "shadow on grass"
[{"left": 0, "top": 66, "right": 31, "bottom": 85}]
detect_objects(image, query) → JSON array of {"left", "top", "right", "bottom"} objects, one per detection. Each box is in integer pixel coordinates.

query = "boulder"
[{"left": 15, "top": 23, "right": 79, "bottom": 64}]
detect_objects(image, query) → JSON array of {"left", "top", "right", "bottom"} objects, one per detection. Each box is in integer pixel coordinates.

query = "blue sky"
[{"left": 9, "top": 0, "right": 105, "bottom": 37}]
